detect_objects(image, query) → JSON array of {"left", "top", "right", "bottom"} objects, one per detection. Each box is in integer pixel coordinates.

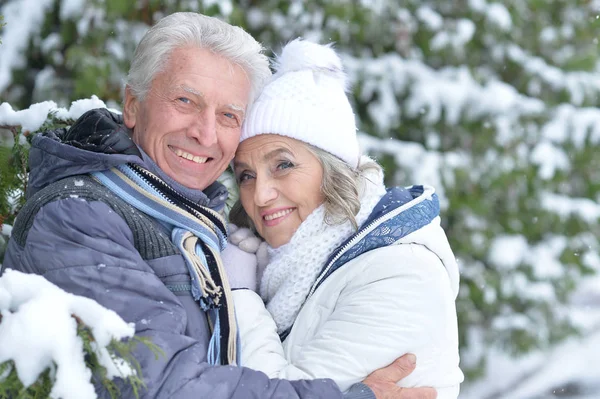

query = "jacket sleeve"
[
  {"left": 5, "top": 198, "right": 346, "bottom": 399},
  {"left": 234, "top": 244, "right": 463, "bottom": 398}
]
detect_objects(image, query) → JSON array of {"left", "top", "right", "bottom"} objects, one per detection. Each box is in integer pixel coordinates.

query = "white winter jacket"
[{"left": 234, "top": 185, "right": 464, "bottom": 398}]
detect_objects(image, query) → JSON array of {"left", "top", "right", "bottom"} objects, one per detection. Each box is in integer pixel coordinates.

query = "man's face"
[{"left": 123, "top": 46, "right": 251, "bottom": 190}]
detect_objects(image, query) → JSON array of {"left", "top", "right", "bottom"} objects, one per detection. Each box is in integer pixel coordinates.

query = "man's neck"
[{"left": 137, "top": 147, "right": 215, "bottom": 207}]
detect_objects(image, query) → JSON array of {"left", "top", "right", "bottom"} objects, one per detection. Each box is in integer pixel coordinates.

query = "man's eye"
[
  {"left": 220, "top": 112, "right": 241, "bottom": 128},
  {"left": 178, "top": 97, "right": 191, "bottom": 104}
]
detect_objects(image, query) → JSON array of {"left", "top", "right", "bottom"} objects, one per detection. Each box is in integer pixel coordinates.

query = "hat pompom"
[
  {"left": 273, "top": 38, "right": 349, "bottom": 91},
  {"left": 241, "top": 38, "right": 361, "bottom": 168}
]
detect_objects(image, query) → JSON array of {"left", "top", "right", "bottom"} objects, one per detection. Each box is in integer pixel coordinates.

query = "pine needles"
[{"left": 0, "top": 314, "right": 163, "bottom": 399}]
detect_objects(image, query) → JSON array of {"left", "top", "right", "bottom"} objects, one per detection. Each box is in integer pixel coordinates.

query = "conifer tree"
[{"left": 0, "top": 0, "right": 598, "bottom": 385}]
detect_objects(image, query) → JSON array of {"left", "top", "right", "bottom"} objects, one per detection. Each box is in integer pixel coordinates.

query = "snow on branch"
[
  {"left": 0, "top": 0, "right": 56, "bottom": 93},
  {"left": 0, "top": 269, "right": 154, "bottom": 399},
  {"left": 0, "top": 96, "right": 113, "bottom": 132},
  {"left": 344, "top": 52, "right": 545, "bottom": 132},
  {"left": 503, "top": 43, "right": 600, "bottom": 105}
]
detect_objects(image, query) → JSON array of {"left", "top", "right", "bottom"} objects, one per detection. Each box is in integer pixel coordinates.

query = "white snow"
[
  {"left": 505, "top": 45, "right": 600, "bottom": 106},
  {"left": 541, "top": 192, "right": 600, "bottom": 223},
  {"left": 40, "top": 33, "right": 61, "bottom": 55},
  {"left": 485, "top": 3, "right": 512, "bottom": 31},
  {"left": 1, "top": 2, "right": 599, "bottom": 398},
  {"left": 1, "top": 224, "right": 11, "bottom": 237},
  {"left": 344, "top": 52, "right": 545, "bottom": 134},
  {"left": 416, "top": 6, "right": 443, "bottom": 31},
  {"left": 0, "top": 95, "right": 110, "bottom": 132},
  {"left": 430, "top": 19, "right": 475, "bottom": 51},
  {"left": 0, "top": 101, "right": 58, "bottom": 132},
  {"left": 0, "top": 0, "right": 56, "bottom": 93},
  {"left": 530, "top": 141, "right": 570, "bottom": 180},
  {"left": 358, "top": 133, "right": 462, "bottom": 210},
  {"left": 59, "top": 0, "right": 87, "bottom": 20},
  {"left": 488, "top": 235, "right": 529, "bottom": 270},
  {"left": 462, "top": 295, "right": 600, "bottom": 399},
  {"left": 0, "top": 269, "right": 136, "bottom": 398},
  {"left": 489, "top": 235, "right": 566, "bottom": 281}
]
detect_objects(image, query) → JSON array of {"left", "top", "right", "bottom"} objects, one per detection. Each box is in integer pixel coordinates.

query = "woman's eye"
[
  {"left": 277, "top": 161, "right": 294, "bottom": 170},
  {"left": 237, "top": 172, "right": 254, "bottom": 183}
]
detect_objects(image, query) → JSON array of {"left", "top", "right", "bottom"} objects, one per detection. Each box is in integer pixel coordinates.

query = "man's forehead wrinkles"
[{"left": 169, "top": 85, "right": 245, "bottom": 113}]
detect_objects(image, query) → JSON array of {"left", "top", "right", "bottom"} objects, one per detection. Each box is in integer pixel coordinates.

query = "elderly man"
[{"left": 2, "top": 12, "right": 436, "bottom": 399}]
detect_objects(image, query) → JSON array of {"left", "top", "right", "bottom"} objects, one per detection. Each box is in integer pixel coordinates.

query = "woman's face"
[{"left": 234, "top": 135, "right": 325, "bottom": 248}]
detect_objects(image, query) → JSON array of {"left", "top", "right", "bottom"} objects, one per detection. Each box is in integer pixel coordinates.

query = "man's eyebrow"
[
  {"left": 226, "top": 103, "right": 245, "bottom": 117},
  {"left": 180, "top": 85, "right": 203, "bottom": 97},
  {"left": 176, "top": 85, "right": 245, "bottom": 116}
]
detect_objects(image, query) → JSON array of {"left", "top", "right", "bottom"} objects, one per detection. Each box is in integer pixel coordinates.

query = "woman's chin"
[
  {"left": 265, "top": 234, "right": 292, "bottom": 249},
  {"left": 266, "top": 239, "right": 284, "bottom": 249}
]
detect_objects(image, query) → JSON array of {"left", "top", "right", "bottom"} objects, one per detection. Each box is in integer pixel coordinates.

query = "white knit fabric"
[
  {"left": 241, "top": 39, "right": 360, "bottom": 168},
  {"left": 259, "top": 158, "right": 387, "bottom": 334}
]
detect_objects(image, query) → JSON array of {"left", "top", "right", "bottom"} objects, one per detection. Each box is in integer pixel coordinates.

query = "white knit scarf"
[{"left": 259, "top": 157, "right": 387, "bottom": 334}]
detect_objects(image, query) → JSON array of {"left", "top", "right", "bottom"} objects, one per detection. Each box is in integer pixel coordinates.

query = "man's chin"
[
  {"left": 163, "top": 170, "right": 209, "bottom": 191},
  {"left": 181, "top": 177, "right": 211, "bottom": 191}
]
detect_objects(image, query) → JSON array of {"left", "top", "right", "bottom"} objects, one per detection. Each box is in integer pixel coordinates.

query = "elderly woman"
[{"left": 228, "top": 39, "right": 464, "bottom": 398}]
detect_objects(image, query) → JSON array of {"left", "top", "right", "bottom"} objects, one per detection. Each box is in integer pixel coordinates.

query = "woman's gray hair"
[
  {"left": 125, "top": 12, "right": 271, "bottom": 105},
  {"left": 229, "top": 143, "right": 383, "bottom": 232}
]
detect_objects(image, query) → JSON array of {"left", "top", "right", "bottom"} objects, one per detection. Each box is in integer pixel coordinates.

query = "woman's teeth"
[{"left": 264, "top": 209, "right": 293, "bottom": 221}]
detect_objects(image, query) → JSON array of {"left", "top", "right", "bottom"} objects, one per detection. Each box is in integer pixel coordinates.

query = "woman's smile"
[{"left": 262, "top": 207, "right": 296, "bottom": 226}]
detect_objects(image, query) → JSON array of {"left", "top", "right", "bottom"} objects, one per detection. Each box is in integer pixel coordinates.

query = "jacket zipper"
[{"left": 306, "top": 190, "right": 434, "bottom": 299}]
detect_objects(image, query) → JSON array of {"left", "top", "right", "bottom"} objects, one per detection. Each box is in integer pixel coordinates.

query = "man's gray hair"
[
  {"left": 230, "top": 143, "right": 383, "bottom": 232},
  {"left": 125, "top": 12, "right": 271, "bottom": 105}
]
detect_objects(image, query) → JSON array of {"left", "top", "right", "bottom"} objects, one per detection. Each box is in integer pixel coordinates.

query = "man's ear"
[{"left": 123, "top": 86, "right": 138, "bottom": 129}]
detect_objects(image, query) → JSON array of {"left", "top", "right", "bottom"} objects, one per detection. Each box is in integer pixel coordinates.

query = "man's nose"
[
  {"left": 188, "top": 110, "right": 217, "bottom": 147},
  {"left": 254, "top": 175, "right": 278, "bottom": 207}
]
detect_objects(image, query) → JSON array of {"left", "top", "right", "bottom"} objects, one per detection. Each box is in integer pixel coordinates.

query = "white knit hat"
[{"left": 240, "top": 39, "right": 360, "bottom": 168}]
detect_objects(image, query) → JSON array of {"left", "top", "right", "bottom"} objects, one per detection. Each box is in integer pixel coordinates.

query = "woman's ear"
[{"left": 122, "top": 86, "right": 138, "bottom": 129}]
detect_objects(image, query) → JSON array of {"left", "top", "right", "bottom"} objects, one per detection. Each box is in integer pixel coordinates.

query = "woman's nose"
[{"left": 253, "top": 176, "right": 278, "bottom": 206}]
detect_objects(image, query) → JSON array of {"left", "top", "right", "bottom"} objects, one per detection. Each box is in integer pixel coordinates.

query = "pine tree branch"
[{"left": 0, "top": 311, "right": 160, "bottom": 398}]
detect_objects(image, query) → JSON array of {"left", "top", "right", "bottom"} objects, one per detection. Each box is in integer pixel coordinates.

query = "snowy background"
[{"left": 1, "top": 1, "right": 599, "bottom": 398}]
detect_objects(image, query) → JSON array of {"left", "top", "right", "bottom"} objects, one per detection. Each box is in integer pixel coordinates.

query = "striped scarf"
[{"left": 92, "top": 163, "right": 238, "bottom": 366}]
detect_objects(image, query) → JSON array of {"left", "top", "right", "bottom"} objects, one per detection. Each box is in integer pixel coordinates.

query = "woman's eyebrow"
[
  {"left": 264, "top": 148, "right": 293, "bottom": 161},
  {"left": 233, "top": 147, "right": 293, "bottom": 170},
  {"left": 233, "top": 160, "right": 250, "bottom": 170}
]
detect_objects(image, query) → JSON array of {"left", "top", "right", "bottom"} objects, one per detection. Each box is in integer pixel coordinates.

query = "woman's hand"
[
  {"left": 222, "top": 224, "right": 260, "bottom": 291},
  {"left": 229, "top": 223, "right": 262, "bottom": 253}
]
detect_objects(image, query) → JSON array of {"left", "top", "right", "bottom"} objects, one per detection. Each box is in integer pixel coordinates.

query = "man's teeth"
[
  {"left": 174, "top": 148, "right": 208, "bottom": 164},
  {"left": 264, "top": 209, "right": 293, "bottom": 221}
]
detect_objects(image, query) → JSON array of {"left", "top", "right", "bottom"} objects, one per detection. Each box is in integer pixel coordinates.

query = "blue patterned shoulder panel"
[{"left": 315, "top": 186, "right": 440, "bottom": 291}]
